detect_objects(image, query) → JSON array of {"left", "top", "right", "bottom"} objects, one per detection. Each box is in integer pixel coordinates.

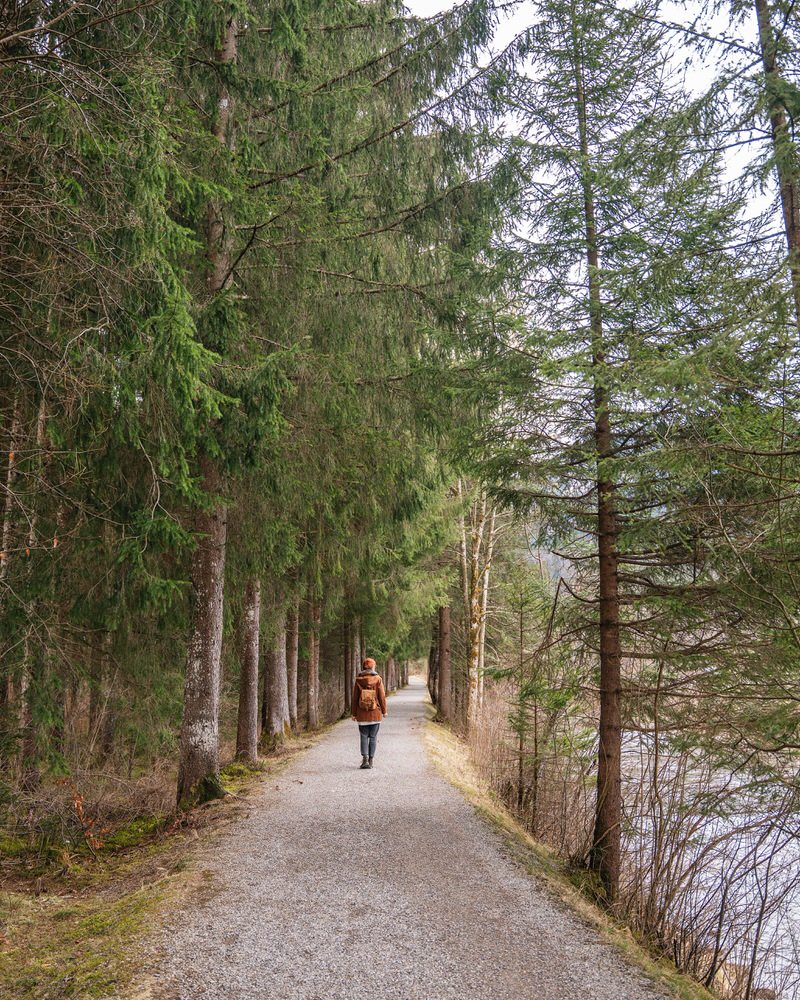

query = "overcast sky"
[
  {"left": 403, "top": 0, "right": 770, "bottom": 203},
  {"left": 404, "top": 0, "right": 761, "bottom": 96}
]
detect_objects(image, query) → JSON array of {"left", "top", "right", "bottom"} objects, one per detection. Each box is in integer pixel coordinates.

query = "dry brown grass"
[
  {"left": 425, "top": 714, "right": 717, "bottom": 1000},
  {"left": 0, "top": 726, "right": 330, "bottom": 998}
]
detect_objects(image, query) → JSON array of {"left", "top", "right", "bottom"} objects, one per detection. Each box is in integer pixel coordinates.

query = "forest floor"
[{"left": 126, "top": 678, "right": 706, "bottom": 1000}]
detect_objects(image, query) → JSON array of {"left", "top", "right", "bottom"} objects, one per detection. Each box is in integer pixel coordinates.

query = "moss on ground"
[
  {"left": 0, "top": 878, "right": 173, "bottom": 999},
  {"left": 102, "top": 815, "right": 167, "bottom": 851},
  {"left": 219, "top": 758, "right": 264, "bottom": 793},
  {"left": 0, "top": 726, "right": 330, "bottom": 999},
  {"left": 424, "top": 716, "right": 716, "bottom": 1000}
]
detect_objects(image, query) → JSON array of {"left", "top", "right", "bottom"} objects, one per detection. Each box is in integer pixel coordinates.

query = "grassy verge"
[
  {"left": 0, "top": 727, "right": 328, "bottom": 999},
  {"left": 424, "top": 715, "right": 715, "bottom": 1000}
]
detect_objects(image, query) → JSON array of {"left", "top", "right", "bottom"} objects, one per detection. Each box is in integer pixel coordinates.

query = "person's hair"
[{"left": 362, "top": 656, "right": 377, "bottom": 668}]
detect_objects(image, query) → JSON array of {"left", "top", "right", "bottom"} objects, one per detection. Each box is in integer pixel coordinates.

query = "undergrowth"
[
  {"left": 424, "top": 715, "right": 716, "bottom": 1000},
  {"left": 0, "top": 727, "right": 327, "bottom": 998}
]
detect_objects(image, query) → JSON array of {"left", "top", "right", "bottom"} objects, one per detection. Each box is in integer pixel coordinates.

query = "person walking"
[{"left": 351, "top": 657, "right": 387, "bottom": 769}]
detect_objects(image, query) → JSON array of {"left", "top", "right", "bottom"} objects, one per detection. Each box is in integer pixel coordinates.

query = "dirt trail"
[{"left": 140, "top": 678, "right": 669, "bottom": 1000}]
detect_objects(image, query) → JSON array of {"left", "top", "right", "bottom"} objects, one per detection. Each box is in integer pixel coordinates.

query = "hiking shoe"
[
  {"left": 360, "top": 756, "right": 370, "bottom": 769},
  {"left": 367, "top": 757, "right": 374, "bottom": 769}
]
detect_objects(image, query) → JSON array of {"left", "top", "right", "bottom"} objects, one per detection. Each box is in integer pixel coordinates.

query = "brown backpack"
[{"left": 358, "top": 684, "right": 377, "bottom": 712}]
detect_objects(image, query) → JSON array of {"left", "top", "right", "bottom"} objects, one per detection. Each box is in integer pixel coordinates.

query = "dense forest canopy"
[{"left": 1, "top": 0, "right": 799, "bottom": 996}]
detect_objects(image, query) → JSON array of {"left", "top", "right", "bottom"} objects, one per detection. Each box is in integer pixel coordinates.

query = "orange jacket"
[{"left": 352, "top": 670, "right": 387, "bottom": 723}]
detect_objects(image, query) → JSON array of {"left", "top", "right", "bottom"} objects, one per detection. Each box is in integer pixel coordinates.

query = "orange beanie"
[{"left": 362, "top": 657, "right": 377, "bottom": 668}]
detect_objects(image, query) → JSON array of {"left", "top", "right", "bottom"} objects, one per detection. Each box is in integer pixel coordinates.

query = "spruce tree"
[{"left": 486, "top": 0, "right": 788, "bottom": 903}]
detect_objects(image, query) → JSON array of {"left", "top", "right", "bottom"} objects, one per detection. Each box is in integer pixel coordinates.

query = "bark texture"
[
  {"left": 266, "top": 607, "right": 290, "bottom": 743},
  {"left": 350, "top": 619, "right": 361, "bottom": 690},
  {"left": 176, "top": 14, "right": 237, "bottom": 807},
  {"left": 428, "top": 617, "right": 439, "bottom": 705},
  {"left": 286, "top": 597, "right": 299, "bottom": 729},
  {"left": 19, "top": 397, "right": 49, "bottom": 789},
  {"left": 306, "top": 598, "right": 321, "bottom": 728},
  {"left": 437, "top": 605, "right": 451, "bottom": 720},
  {"left": 1, "top": 404, "right": 22, "bottom": 751},
  {"left": 235, "top": 577, "right": 261, "bottom": 762},
  {"left": 177, "top": 455, "right": 228, "bottom": 806},
  {"left": 573, "top": 37, "right": 623, "bottom": 904},
  {"left": 343, "top": 622, "right": 351, "bottom": 714},
  {"left": 462, "top": 492, "right": 493, "bottom": 729},
  {"left": 386, "top": 655, "right": 396, "bottom": 692}
]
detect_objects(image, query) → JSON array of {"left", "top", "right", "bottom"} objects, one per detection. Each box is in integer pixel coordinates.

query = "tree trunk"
[
  {"left": 386, "top": 655, "right": 396, "bottom": 692},
  {"left": 0, "top": 399, "right": 20, "bottom": 590},
  {"left": 88, "top": 630, "right": 115, "bottom": 762},
  {"left": 177, "top": 456, "right": 228, "bottom": 806},
  {"left": 18, "top": 397, "right": 50, "bottom": 789},
  {"left": 350, "top": 618, "right": 361, "bottom": 685},
  {"left": 306, "top": 598, "right": 321, "bottom": 728},
  {"left": 266, "top": 606, "right": 290, "bottom": 744},
  {"left": 477, "top": 506, "right": 496, "bottom": 711},
  {"left": 176, "top": 14, "right": 237, "bottom": 807},
  {"left": 88, "top": 641, "right": 103, "bottom": 746},
  {"left": 235, "top": 577, "right": 261, "bottom": 762},
  {"left": 286, "top": 596, "right": 299, "bottom": 729},
  {"left": 261, "top": 643, "right": 268, "bottom": 732},
  {"left": 0, "top": 402, "right": 22, "bottom": 755},
  {"left": 437, "top": 605, "right": 451, "bottom": 719},
  {"left": 754, "top": 0, "right": 800, "bottom": 328},
  {"left": 573, "top": 33, "right": 623, "bottom": 905},
  {"left": 343, "top": 621, "right": 351, "bottom": 715},
  {"left": 205, "top": 13, "right": 237, "bottom": 294},
  {"left": 428, "top": 616, "right": 439, "bottom": 704},
  {"left": 18, "top": 634, "right": 39, "bottom": 791},
  {"left": 466, "top": 493, "right": 487, "bottom": 729}
]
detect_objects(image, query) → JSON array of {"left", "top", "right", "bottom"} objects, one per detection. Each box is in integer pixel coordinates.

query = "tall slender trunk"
[
  {"left": 516, "top": 603, "right": 526, "bottom": 815},
  {"left": 286, "top": 596, "right": 299, "bottom": 729},
  {"left": 350, "top": 618, "right": 361, "bottom": 684},
  {"left": 88, "top": 639, "right": 103, "bottom": 745},
  {"left": 177, "top": 15, "right": 236, "bottom": 807},
  {"left": 532, "top": 696, "right": 540, "bottom": 836},
  {"left": 457, "top": 478, "right": 470, "bottom": 616},
  {"left": 477, "top": 506, "right": 496, "bottom": 710},
  {"left": 754, "top": 0, "right": 800, "bottom": 328},
  {"left": 574, "top": 33, "right": 623, "bottom": 905},
  {"left": 88, "top": 521, "right": 116, "bottom": 763},
  {"left": 428, "top": 616, "right": 439, "bottom": 705},
  {"left": 88, "top": 631, "right": 115, "bottom": 762},
  {"left": 205, "top": 14, "right": 237, "bottom": 295},
  {"left": 19, "top": 397, "right": 50, "bottom": 789},
  {"left": 261, "top": 641, "right": 269, "bottom": 732},
  {"left": 343, "top": 622, "right": 351, "bottom": 714},
  {"left": 0, "top": 398, "right": 20, "bottom": 589},
  {"left": 0, "top": 401, "right": 20, "bottom": 744},
  {"left": 386, "top": 655, "right": 396, "bottom": 692},
  {"left": 236, "top": 577, "right": 260, "bottom": 762},
  {"left": 18, "top": 633, "right": 40, "bottom": 791},
  {"left": 306, "top": 598, "right": 321, "bottom": 728},
  {"left": 466, "top": 493, "right": 488, "bottom": 729},
  {"left": 266, "top": 606, "right": 290, "bottom": 744},
  {"left": 437, "top": 605, "right": 451, "bottom": 719},
  {"left": 177, "top": 459, "right": 228, "bottom": 805}
]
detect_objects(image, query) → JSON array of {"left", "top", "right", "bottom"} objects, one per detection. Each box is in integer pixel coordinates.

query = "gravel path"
[{"left": 142, "top": 678, "right": 669, "bottom": 1000}]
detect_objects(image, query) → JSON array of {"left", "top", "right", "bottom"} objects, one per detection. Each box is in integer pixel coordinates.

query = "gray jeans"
[{"left": 359, "top": 723, "right": 380, "bottom": 758}]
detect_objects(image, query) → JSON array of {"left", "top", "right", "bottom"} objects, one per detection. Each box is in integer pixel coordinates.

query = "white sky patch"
[{"left": 404, "top": 0, "right": 774, "bottom": 202}]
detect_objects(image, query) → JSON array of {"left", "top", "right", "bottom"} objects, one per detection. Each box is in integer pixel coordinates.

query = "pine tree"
[{"left": 486, "top": 0, "right": 788, "bottom": 903}]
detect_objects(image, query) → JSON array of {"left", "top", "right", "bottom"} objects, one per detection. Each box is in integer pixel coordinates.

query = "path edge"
[{"left": 423, "top": 715, "right": 715, "bottom": 1000}]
